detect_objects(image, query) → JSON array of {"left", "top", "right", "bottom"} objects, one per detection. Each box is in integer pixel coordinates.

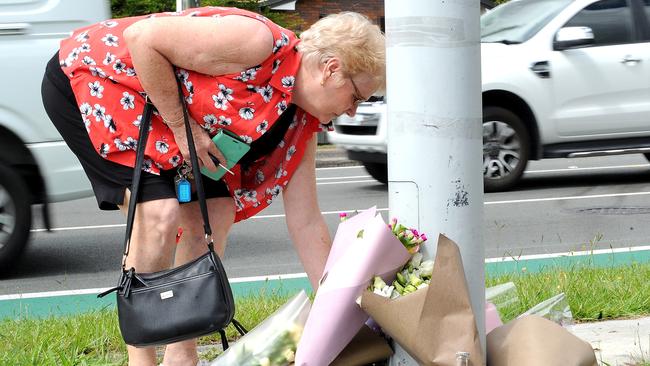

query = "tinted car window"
[{"left": 565, "top": 0, "right": 634, "bottom": 46}]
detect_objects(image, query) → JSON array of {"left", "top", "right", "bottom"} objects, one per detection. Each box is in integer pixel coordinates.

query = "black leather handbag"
[{"left": 98, "top": 79, "right": 246, "bottom": 348}]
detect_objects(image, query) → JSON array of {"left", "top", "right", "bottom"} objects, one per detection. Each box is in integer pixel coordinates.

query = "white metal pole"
[
  {"left": 385, "top": 0, "right": 485, "bottom": 364},
  {"left": 176, "top": 0, "right": 200, "bottom": 12}
]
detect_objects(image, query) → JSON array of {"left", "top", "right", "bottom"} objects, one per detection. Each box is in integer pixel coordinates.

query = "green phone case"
[{"left": 200, "top": 129, "right": 251, "bottom": 181}]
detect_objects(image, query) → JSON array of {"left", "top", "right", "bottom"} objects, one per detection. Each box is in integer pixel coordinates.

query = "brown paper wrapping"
[
  {"left": 360, "top": 234, "right": 483, "bottom": 366},
  {"left": 487, "top": 315, "right": 598, "bottom": 366},
  {"left": 330, "top": 325, "right": 393, "bottom": 366}
]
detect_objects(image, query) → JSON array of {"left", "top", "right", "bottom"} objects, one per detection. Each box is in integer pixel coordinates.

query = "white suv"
[
  {"left": 329, "top": 0, "right": 650, "bottom": 191},
  {"left": 0, "top": 0, "right": 109, "bottom": 272}
]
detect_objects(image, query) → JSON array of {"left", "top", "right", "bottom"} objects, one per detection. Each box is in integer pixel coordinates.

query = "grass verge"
[{"left": 1, "top": 262, "right": 649, "bottom": 365}]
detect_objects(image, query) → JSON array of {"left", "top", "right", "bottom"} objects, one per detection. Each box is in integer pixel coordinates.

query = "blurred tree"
[{"left": 110, "top": 0, "right": 305, "bottom": 31}]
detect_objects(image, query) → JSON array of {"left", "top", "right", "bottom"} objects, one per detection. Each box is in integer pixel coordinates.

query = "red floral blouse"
[{"left": 59, "top": 7, "right": 329, "bottom": 222}]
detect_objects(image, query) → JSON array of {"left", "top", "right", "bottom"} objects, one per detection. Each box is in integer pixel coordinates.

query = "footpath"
[{"left": 314, "top": 144, "right": 650, "bottom": 365}]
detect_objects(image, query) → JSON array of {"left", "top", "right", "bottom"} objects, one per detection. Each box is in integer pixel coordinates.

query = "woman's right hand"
[{"left": 168, "top": 117, "right": 227, "bottom": 174}]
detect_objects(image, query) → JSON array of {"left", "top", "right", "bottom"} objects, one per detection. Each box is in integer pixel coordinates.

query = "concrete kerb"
[{"left": 315, "top": 144, "right": 358, "bottom": 168}]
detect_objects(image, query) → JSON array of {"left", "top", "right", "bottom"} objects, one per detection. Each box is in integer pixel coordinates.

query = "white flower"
[
  {"left": 257, "top": 85, "right": 273, "bottom": 102},
  {"left": 272, "top": 59, "right": 281, "bottom": 74},
  {"left": 243, "top": 190, "right": 258, "bottom": 202},
  {"left": 419, "top": 260, "right": 434, "bottom": 277},
  {"left": 212, "top": 92, "right": 228, "bottom": 110},
  {"left": 255, "top": 170, "right": 265, "bottom": 184},
  {"left": 101, "top": 33, "right": 119, "bottom": 47},
  {"left": 203, "top": 114, "right": 218, "bottom": 132},
  {"left": 255, "top": 120, "right": 268, "bottom": 134},
  {"left": 89, "top": 66, "right": 107, "bottom": 78},
  {"left": 81, "top": 56, "right": 96, "bottom": 65},
  {"left": 126, "top": 67, "right": 137, "bottom": 77},
  {"left": 285, "top": 145, "right": 296, "bottom": 161},
  {"left": 102, "top": 52, "right": 115, "bottom": 65},
  {"left": 218, "top": 116, "right": 232, "bottom": 126},
  {"left": 88, "top": 81, "right": 103, "bottom": 98},
  {"left": 92, "top": 104, "right": 106, "bottom": 122},
  {"left": 218, "top": 84, "right": 234, "bottom": 101},
  {"left": 169, "top": 155, "right": 181, "bottom": 167},
  {"left": 79, "top": 103, "right": 92, "bottom": 116},
  {"left": 120, "top": 92, "right": 135, "bottom": 110},
  {"left": 113, "top": 59, "right": 127, "bottom": 74},
  {"left": 155, "top": 140, "right": 169, "bottom": 154},
  {"left": 239, "top": 135, "right": 253, "bottom": 144},
  {"left": 103, "top": 114, "right": 116, "bottom": 133},
  {"left": 101, "top": 20, "right": 119, "bottom": 28},
  {"left": 79, "top": 43, "right": 91, "bottom": 52},
  {"left": 239, "top": 107, "right": 255, "bottom": 120},
  {"left": 275, "top": 167, "right": 287, "bottom": 179},
  {"left": 132, "top": 114, "right": 142, "bottom": 127},
  {"left": 74, "top": 31, "right": 89, "bottom": 42},
  {"left": 281, "top": 76, "right": 295, "bottom": 89},
  {"left": 276, "top": 100, "right": 288, "bottom": 115},
  {"left": 99, "top": 143, "right": 110, "bottom": 157}
]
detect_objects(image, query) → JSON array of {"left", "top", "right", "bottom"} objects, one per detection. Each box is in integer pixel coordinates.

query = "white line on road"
[
  {"left": 526, "top": 163, "right": 649, "bottom": 174},
  {"left": 5, "top": 244, "right": 649, "bottom": 301},
  {"left": 316, "top": 165, "right": 362, "bottom": 171},
  {"left": 317, "top": 179, "right": 377, "bottom": 185},
  {"left": 485, "top": 191, "right": 650, "bottom": 205},
  {"left": 316, "top": 175, "right": 370, "bottom": 181}
]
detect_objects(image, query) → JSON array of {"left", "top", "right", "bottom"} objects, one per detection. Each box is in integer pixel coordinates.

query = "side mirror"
[{"left": 553, "top": 26, "right": 595, "bottom": 50}]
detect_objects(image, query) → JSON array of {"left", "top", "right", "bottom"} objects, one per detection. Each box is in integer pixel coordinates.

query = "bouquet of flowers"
[
  {"left": 358, "top": 234, "right": 484, "bottom": 366},
  {"left": 294, "top": 207, "right": 414, "bottom": 365},
  {"left": 370, "top": 252, "right": 434, "bottom": 299},
  {"left": 210, "top": 290, "right": 311, "bottom": 366}
]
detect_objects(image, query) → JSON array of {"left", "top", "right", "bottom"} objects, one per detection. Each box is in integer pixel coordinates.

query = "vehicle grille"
[{"left": 334, "top": 125, "right": 378, "bottom": 135}]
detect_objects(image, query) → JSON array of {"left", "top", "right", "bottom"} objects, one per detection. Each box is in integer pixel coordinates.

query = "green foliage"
[{"left": 109, "top": 0, "right": 305, "bottom": 31}]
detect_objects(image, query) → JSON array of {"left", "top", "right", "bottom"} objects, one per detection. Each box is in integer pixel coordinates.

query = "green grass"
[{"left": 1, "top": 263, "right": 649, "bottom": 365}]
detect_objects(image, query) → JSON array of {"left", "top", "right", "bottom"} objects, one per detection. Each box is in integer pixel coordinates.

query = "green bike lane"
[{"left": 2, "top": 246, "right": 649, "bottom": 320}]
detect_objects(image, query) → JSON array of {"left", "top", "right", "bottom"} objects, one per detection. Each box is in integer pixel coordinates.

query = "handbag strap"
[{"left": 120, "top": 78, "right": 213, "bottom": 270}]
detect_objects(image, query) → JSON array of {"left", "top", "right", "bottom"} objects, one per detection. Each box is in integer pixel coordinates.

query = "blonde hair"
[{"left": 298, "top": 12, "right": 385, "bottom": 88}]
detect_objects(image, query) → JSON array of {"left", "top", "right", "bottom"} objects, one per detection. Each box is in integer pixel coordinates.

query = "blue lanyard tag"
[{"left": 176, "top": 178, "right": 191, "bottom": 203}]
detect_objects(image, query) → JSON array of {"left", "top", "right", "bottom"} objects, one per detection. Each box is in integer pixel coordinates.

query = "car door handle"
[
  {"left": 0, "top": 23, "right": 30, "bottom": 36},
  {"left": 620, "top": 55, "right": 642, "bottom": 64}
]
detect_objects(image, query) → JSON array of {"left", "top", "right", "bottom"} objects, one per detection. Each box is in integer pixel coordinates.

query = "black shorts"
[{"left": 40, "top": 52, "right": 230, "bottom": 210}]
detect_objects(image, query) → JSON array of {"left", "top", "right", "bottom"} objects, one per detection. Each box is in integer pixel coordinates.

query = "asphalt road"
[{"left": 2, "top": 154, "right": 650, "bottom": 295}]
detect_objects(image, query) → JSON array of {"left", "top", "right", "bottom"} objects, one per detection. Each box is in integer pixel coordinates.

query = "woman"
[{"left": 42, "top": 6, "right": 384, "bottom": 366}]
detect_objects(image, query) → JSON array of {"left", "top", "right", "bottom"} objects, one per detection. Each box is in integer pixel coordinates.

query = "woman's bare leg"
[
  {"left": 162, "top": 197, "right": 236, "bottom": 366},
  {"left": 118, "top": 190, "right": 181, "bottom": 366}
]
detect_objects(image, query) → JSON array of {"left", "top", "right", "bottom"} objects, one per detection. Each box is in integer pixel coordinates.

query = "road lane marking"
[
  {"left": 4, "top": 244, "right": 650, "bottom": 301},
  {"left": 526, "top": 163, "right": 649, "bottom": 174},
  {"left": 316, "top": 165, "right": 362, "bottom": 171},
  {"left": 316, "top": 175, "right": 370, "bottom": 181},
  {"left": 317, "top": 179, "right": 377, "bottom": 185},
  {"left": 485, "top": 191, "right": 650, "bottom": 205}
]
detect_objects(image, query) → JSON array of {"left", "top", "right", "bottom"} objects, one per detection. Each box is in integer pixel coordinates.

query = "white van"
[{"left": 0, "top": 0, "right": 110, "bottom": 272}]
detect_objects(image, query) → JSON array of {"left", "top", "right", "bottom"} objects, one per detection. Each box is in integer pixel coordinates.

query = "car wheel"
[
  {"left": 363, "top": 162, "right": 388, "bottom": 184},
  {"left": 483, "top": 106, "right": 530, "bottom": 192},
  {"left": 0, "top": 162, "right": 32, "bottom": 275}
]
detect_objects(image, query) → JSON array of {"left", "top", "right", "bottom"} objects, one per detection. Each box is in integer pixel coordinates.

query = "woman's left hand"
[{"left": 168, "top": 117, "right": 226, "bottom": 172}]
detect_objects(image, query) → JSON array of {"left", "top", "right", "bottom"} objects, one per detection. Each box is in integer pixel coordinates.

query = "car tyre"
[
  {"left": 483, "top": 106, "right": 530, "bottom": 192},
  {"left": 0, "top": 162, "right": 32, "bottom": 275},
  {"left": 363, "top": 162, "right": 388, "bottom": 184}
]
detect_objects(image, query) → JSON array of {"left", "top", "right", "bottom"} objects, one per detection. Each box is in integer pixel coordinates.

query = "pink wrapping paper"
[{"left": 295, "top": 207, "right": 411, "bottom": 365}]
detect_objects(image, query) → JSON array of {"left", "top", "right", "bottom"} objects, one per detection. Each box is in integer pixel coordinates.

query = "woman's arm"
[
  {"left": 123, "top": 15, "right": 273, "bottom": 170},
  {"left": 283, "top": 136, "right": 332, "bottom": 290}
]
